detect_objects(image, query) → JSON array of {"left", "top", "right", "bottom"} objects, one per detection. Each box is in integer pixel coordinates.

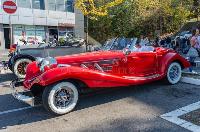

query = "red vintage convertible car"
[{"left": 11, "top": 46, "right": 190, "bottom": 115}]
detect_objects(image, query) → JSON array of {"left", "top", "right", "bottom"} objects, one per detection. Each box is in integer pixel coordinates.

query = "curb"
[
  {"left": 182, "top": 71, "right": 200, "bottom": 75},
  {"left": 181, "top": 77, "right": 200, "bottom": 86}
]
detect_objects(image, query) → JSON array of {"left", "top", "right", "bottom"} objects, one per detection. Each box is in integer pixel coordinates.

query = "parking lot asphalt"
[{"left": 0, "top": 70, "right": 200, "bottom": 132}]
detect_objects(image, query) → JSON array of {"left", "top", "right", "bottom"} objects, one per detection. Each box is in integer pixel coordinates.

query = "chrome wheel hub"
[
  {"left": 54, "top": 88, "right": 74, "bottom": 109},
  {"left": 17, "top": 62, "right": 29, "bottom": 75},
  {"left": 169, "top": 65, "right": 180, "bottom": 81}
]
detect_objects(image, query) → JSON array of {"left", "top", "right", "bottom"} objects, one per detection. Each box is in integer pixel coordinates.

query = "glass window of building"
[
  {"left": 2, "top": 0, "right": 17, "bottom": 3},
  {"left": 36, "top": 26, "right": 46, "bottom": 42},
  {"left": 48, "top": 0, "right": 56, "bottom": 11},
  {"left": 25, "top": 26, "right": 36, "bottom": 45},
  {"left": 17, "top": 0, "right": 31, "bottom": 8},
  {"left": 67, "top": 27, "right": 74, "bottom": 36},
  {"left": 56, "top": 0, "right": 65, "bottom": 11},
  {"left": 48, "top": 4, "right": 56, "bottom": 11},
  {"left": 65, "top": 0, "right": 74, "bottom": 12},
  {"left": 32, "top": 0, "right": 45, "bottom": 10},
  {"left": 13, "top": 25, "right": 25, "bottom": 45},
  {"left": 13, "top": 25, "right": 46, "bottom": 45}
]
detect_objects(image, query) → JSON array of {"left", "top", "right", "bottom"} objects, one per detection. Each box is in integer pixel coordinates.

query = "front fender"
[
  {"left": 24, "top": 65, "right": 136, "bottom": 89},
  {"left": 36, "top": 66, "right": 116, "bottom": 88},
  {"left": 24, "top": 66, "right": 99, "bottom": 89}
]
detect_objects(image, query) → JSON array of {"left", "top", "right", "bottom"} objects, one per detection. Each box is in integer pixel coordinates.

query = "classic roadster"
[
  {"left": 8, "top": 37, "right": 134, "bottom": 78},
  {"left": 11, "top": 46, "right": 190, "bottom": 115}
]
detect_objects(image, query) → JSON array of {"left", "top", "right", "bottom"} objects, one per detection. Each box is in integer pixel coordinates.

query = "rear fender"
[{"left": 159, "top": 52, "right": 190, "bottom": 74}]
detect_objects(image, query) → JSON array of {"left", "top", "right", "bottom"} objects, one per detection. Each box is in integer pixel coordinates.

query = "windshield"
[
  {"left": 101, "top": 38, "right": 116, "bottom": 50},
  {"left": 101, "top": 37, "right": 154, "bottom": 52},
  {"left": 102, "top": 38, "right": 138, "bottom": 51}
]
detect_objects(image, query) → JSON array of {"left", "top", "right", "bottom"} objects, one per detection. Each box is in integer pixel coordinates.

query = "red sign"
[{"left": 3, "top": 1, "right": 17, "bottom": 14}]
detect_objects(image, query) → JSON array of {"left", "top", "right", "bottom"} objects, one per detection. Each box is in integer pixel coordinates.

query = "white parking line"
[
  {"left": 0, "top": 106, "right": 34, "bottom": 116},
  {"left": 161, "top": 101, "right": 200, "bottom": 132}
]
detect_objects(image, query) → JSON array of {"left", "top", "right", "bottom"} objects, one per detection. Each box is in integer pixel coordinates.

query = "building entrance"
[
  {"left": 4, "top": 27, "right": 10, "bottom": 49},
  {"left": 48, "top": 27, "right": 58, "bottom": 42}
]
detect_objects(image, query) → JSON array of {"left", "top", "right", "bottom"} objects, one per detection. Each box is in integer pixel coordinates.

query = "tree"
[
  {"left": 75, "top": 0, "right": 124, "bottom": 19},
  {"left": 77, "top": 0, "right": 194, "bottom": 43},
  {"left": 191, "top": 0, "right": 200, "bottom": 20},
  {"left": 75, "top": 0, "right": 124, "bottom": 49}
]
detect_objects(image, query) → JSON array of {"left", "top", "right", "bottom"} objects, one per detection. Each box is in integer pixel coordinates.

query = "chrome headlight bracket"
[{"left": 37, "top": 57, "right": 57, "bottom": 72}]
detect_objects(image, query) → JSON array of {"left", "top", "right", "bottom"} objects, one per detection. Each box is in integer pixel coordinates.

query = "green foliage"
[
  {"left": 59, "top": 38, "right": 65, "bottom": 45},
  {"left": 88, "top": 0, "right": 194, "bottom": 42},
  {"left": 75, "top": 0, "right": 124, "bottom": 19}
]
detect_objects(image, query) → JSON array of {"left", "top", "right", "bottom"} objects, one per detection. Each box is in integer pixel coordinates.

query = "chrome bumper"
[{"left": 11, "top": 79, "right": 35, "bottom": 106}]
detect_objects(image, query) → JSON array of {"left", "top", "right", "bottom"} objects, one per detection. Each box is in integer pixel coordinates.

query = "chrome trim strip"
[
  {"left": 58, "top": 64, "right": 71, "bottom": 67},
  {"left": 81, "top": 64, "right": 88, "bottom": 68},
  {"left": 72, "top": 58, "right": 119, "bottom": 65},
  {"left": 94, "top": 63, "right": 104, "bottom": 72},
  {"left": 123, "top": 74, "right": 160, "bottom": 80}
]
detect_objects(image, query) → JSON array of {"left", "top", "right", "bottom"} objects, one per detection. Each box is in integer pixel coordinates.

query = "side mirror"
[{"left": 123, "top": 48, "right": 131, "bottom": 55}]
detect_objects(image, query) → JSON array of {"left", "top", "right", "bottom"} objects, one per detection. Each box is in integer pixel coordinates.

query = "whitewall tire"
[
  {"left": 13, "top": 58, "right": 32, "bottom": 78},
  {"left": 42, "top": 82, "right": 79, "bottom": 115},
  {"left": 166, "top": 62, "right": 182, "bottom": 85}
]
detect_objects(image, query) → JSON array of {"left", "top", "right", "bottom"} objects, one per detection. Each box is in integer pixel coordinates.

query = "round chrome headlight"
[{"left": 38, "top": 57, "right": 57, "bottom": 72}]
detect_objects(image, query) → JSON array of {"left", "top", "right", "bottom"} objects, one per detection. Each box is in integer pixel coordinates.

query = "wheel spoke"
[
  {"left": 54, "top": 87, "right": 74, "bottom": 109},
  {"left": 169, "top": 65, "right": 181, "bottom": 82},
  {"left": 17, "top": 62, "right": 29, "bottom": 75}
]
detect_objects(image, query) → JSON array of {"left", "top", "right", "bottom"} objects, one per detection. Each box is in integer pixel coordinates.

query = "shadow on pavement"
[
  {"left": 0, "top": 81, "right": 199, "bottom": 130},
  {"left": 0, "top": 72, "right": 16, "bottom": 83},
  {"left": 78, "top": 117, "right": 187, "bottom": 132}
]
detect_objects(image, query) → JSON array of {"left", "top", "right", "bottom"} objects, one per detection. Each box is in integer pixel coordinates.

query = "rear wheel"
[
  {"left": 166, "top": 62, "right": 182, "bottom": 85},
  {"left": 42, "top": 82, "right": 79, "bottom": 115},
  {"left": 13, "top": 58, "right": 32, "bottom": 78}
]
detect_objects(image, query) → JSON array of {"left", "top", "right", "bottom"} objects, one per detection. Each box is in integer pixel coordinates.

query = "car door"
[{"left": 126, "top": 52, "right": 157, "bottom": 76}]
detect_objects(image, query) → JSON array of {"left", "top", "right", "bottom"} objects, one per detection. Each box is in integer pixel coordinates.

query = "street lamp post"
[
  {"left": 86, "top": 16, "right": 89, "bottom": 51},
  {"left": 9, "top": 15, "right": 13, "bottom": 46}
]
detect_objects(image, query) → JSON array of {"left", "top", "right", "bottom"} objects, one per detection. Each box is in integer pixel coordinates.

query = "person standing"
[
  {"left": 140, "top": 35, "right": 149, "bottom": 46},
  {"left": 196, "top": 28, "right": 200, "bottom": 53},
  {"left": 187, "top": 28, "right": 199, "bottom": 72}
]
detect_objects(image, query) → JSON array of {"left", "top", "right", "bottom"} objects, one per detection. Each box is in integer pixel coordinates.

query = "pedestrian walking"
[{"left": 186, "top": 28, "right": 199, "bottom": 73}]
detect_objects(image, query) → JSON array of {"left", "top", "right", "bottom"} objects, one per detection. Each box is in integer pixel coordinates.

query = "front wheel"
[
  {"left": 42, "top": 82, "right": 79, "bottom": 115},
  {"left": 13, "top": 58, "right": 32, "bottom": 78},
  {"left": 166, "top": 62, "right": 182, "bottom": 85}
]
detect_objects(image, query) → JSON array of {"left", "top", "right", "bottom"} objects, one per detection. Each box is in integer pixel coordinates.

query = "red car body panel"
[{"left": 24, "top": 47, "right": 190, "bottom": 90}]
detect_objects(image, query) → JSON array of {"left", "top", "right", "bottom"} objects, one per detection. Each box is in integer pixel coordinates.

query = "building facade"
[{"left": 0, "top": 0, "right": 84, "bottom": 50}]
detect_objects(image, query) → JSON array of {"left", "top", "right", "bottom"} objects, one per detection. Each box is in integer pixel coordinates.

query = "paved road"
[
  {"left": 0, "top": 71, "right": 200, "bottom": 132},
  {"left": 0, "top": 50, "right": 9, "bottom": 61}
]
